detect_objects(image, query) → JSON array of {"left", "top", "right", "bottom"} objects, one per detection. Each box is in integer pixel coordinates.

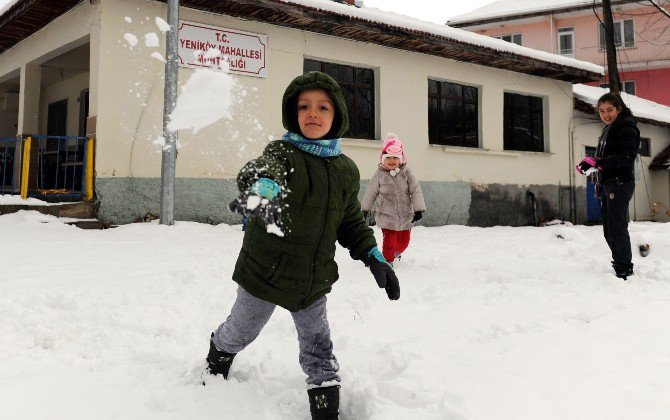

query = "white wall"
[{"left": 0, "top": 87, "right": 18, "bottom": 136}]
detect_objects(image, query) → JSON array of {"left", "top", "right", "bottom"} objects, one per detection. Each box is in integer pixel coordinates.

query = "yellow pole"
[
  {"left": 20, "top": 137, "right": 31, "bottom": 200},
  {"left": 84, "top": 137, "right": 94, "bottom": 201}
]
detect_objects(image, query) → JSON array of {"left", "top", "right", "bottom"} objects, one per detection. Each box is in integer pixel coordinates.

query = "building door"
[
  {"left": 42, "top": 99, "right": 68, "bottom": 190},
  {"left": 47, "top": 99, "right": 67, "bottom": 137},
  {"left": 78, "top": 89, "right": 89, "bottom": 137},
  {"left": 585, "top": 146, "right": 601, "bottom": 222}
]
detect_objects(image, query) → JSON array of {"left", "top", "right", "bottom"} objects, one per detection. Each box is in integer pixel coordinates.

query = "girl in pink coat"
[{"left": 361, "top": 134, "right": 426, "bottom": 265}]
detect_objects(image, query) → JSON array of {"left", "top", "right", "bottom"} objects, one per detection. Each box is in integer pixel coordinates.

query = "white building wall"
[
  {"left": 573, "top": 112, "right": 670, "bottom": 222},
  {"left": 95, "top": 0, "right": 575, "bottom": 185}
]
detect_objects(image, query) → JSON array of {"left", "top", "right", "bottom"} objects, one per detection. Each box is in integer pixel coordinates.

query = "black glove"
[
  {"left": 229, "top": 191, "right": 282, "bottom": 228},
  {"left": 411, "top": 211, "right": 423, "bottom": 223},
  {"left": 362, "top": 247, "right": 400, "bottom": 300}
]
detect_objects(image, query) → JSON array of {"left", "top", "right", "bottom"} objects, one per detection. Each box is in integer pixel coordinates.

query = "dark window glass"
[
  {"left": 304, "top": 60, "right": 375, "bottom": 139},
  {"left": 623, "top": 81, "right": 636, "bottom": 95},
  {"left": 623, "top": 19, "right": 635, "bottom": 46},
  {"left": 428, "top": 79, "right": 479, "bottom": 148},
  {"left": 639, "top": 138, "right": 650, "bottom": 157},
  {"left": 504, "top": 92, "right": 544, "bottom": 152},
  {"left": 304, "top": 59, "right": 321, "bottom": 73}
]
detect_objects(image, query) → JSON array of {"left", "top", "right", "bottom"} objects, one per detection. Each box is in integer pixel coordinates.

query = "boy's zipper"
[{"left": 301, "top": 157, "right": 329, "bottom": 309}]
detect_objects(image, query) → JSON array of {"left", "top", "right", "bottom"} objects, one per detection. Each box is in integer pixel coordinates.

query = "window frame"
[
  {"left": 494, "top": 33, "right": 523, "bottom": 46},
  {"left": 503, "top": 92, "right": 546, "bottom": 153},
  {"left": 303, "top": 58, "right": 376, "bottom": 140},
  {"left": 427, "top": 78, "right": 480, "bottom": 148},
  {"left": 557, "top": 27, "right": 574, "bottom": 55},
  {"left": 599, "top": 19, "right": 635, "bottom": 49},
  {"left": 639, "top": 137, "right": 651, "bottom": 157},
  {"left": 598, "top": 80, "right": 636, "bottom": 95}
]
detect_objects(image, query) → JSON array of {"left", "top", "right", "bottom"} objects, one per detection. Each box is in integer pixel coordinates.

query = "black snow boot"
[
  {"left": 206, "top": 333, "right": 236, "bottom": 379},
  {"left": 613, "top": 263, "right": 634, "bottom": 280},
  {"left": 307, "top": 385, "right": 340, "bottom": 419}
]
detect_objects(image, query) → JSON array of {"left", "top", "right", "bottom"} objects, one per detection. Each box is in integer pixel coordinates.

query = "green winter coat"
[{"left": 232, "top": 140, "right": 376, "bottom": 311}]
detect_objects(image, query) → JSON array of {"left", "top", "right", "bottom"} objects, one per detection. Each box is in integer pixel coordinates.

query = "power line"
[{"left": 648, "top": 0, "right": 670, "bottom": 19}]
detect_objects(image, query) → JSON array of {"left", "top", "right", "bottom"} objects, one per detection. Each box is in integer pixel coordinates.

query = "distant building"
[{"left": 449, "top": 0, "right": 670, "bottom": 106}]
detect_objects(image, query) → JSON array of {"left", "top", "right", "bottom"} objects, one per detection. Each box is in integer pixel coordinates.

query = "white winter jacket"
[{"left": 361, "top": 164, "right": 426, "bottom": 231}]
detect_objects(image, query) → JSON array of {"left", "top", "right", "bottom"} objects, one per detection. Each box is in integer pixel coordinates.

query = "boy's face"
[
  {"left": 297, "top": 88, "right": 335, "bottom": 139},
  {"left": 383, "top": 156, "right": 401, "bottom": 170}
]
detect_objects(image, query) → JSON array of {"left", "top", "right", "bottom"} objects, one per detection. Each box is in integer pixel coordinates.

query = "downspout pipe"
[
  {"left": 569, "top": 109, "right": 577, "bottom": 224},
  {"left": 526, "top": 190, "right": 537, "bottom": 226}
]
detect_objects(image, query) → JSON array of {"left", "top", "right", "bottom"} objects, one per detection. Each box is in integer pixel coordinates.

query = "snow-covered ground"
[{"left": 1, "top": 211, "right": 669, "bottom": 419}]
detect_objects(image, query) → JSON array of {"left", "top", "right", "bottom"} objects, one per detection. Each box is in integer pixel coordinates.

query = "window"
[
  {"left": 503, "top": 93, "right": 544, "bottom": 152},
  {"left": 428, "top": 79, "right": 479, "bottom": 148},
  {"left": 494, "top": 34, "right": 522, "bottom": 46},
  {"left": 622, "top": 81, "right": 636, "bottom": 96},
  {"left": 599, "top": 19, "right": 634, "bottom": 49},
  {"left": 599, "top": 80, "right": 636, "bottom": 95},
  {"left": 304, "top": 59, "right": 375, "bottom": 139},
  {"left": 558, "top": 27, "right": 574, "bottom": 55},
  {"left": 639, "top": 138, "right": 650, "bottom": 157}
]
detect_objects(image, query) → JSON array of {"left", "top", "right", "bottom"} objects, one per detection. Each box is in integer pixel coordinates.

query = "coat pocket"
[{"left": 268, "top": 253, "right": 289, "bottom": 285}]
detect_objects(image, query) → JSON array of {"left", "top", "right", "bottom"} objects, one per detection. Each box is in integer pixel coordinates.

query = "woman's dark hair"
[{"left": 597, "top": 92, "right": 633, "bottom": 117}]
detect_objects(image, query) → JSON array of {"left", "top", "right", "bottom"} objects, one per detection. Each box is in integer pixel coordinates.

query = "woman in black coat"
[{"left": 577, "top": 93, "right": 640, "bottom": 279}]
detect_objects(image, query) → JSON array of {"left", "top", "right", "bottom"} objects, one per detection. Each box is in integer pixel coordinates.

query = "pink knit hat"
[{"left": 380, "top": 133, "right": 407, "bottom": 164}]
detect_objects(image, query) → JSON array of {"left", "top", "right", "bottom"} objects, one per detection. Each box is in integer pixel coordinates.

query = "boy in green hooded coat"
[{"left": 205, "top": 71, "right": 400, "bottom": 419}]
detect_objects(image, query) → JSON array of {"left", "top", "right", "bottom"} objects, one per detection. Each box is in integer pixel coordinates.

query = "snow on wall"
[{"left": 573, "top": 84, "right": 670, "bottom": 125}]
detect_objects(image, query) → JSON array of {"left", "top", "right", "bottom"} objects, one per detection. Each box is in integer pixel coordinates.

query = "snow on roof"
[
  {"left": 0, "top": 0, "right": 21, "bottom": 17},
  {"left": 573, "top": 84, "right": 670, "bottom": 125},
  {"left": 449, "top": 0, "right": 607, "bottom": 25},
  {"left": 0, "top": 0, "right": 602, "bottom": 75},
  {"left": 279, "top": 0, "right": 603, "bottom": 75}
]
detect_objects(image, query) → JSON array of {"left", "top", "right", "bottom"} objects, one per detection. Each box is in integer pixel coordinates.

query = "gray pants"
[{"left": 213, "top": 287, "right": 340, "bottom": 387}]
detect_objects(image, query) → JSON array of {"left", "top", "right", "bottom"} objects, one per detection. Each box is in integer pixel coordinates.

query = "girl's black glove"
[
  {"left": 362, "top": 247, "right": 400, "bottom": 300},
  {"left": 411, "top": 211, "right": 423, "bottom": 223}
]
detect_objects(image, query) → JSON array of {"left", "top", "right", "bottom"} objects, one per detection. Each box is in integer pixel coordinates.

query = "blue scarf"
[{"left": 282, "top": 132, "right": 342, "bottom": 157}]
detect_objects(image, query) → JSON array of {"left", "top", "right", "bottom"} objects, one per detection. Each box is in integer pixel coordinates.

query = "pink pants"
[{"left": 381, "top": 229, "right": 411, "bottom": 263}]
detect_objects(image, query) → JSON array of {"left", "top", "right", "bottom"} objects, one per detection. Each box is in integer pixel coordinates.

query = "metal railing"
[
  {"left": 0, "top": 137, "right": 21, "bottom": 195},
  {"left": 31, "top": 135, "right": 90, "bottom": 199},
  {"left": 0, "top": 136, "right": 95, "bottom": 201}
]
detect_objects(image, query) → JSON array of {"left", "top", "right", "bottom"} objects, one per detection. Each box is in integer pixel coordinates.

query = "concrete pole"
[
  {"left": 602, "top": 0, "right": 621, "bottom": 94},
  {"left": 160, "top": 0, "right": 179, "bottom": 225}
]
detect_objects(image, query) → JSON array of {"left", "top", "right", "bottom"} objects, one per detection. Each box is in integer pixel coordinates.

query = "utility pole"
[
  {"left": 601, "top": 0, "right": 621, "bottom": 94},
  {"left": 160, "top": 0, "right": 179, "bottom": 225}
]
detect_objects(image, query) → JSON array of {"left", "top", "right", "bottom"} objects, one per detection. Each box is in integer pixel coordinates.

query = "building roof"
[
  {"left": 448, "top": 0, "right": 637, "bottom": 27},
  {"left": 0, "top": 0, "right": 82, "bottom": 53},
  {"left": 0, "top": 0, "right": 603, "bottom": 82},
  {"left": 649, "top": 145, "right": 670, "bottom": 170},
  {"left": 573, "top": 84, "right": 670, "bottom": 127}
]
